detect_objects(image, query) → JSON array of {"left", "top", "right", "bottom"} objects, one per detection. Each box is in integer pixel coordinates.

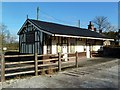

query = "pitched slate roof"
[{"left": 18, "top": 19, "right": 112, "bottom": 40}]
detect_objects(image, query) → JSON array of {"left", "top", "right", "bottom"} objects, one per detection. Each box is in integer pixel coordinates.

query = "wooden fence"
[{"left": 0, "top": 52, "right": 79, "bottom": 82}]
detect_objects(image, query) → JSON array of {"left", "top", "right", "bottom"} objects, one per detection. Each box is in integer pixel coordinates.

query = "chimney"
[
  {"left": 99, "top": 29, "right": 102, "bottom": 34},
  {"left": 94, "top": 28, "right": 97, "bottom": 32},
  {"left": 88, "top": 21, "right": 94, "bottom": 31}
]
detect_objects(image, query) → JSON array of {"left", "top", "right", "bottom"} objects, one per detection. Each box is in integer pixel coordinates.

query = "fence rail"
[
  {"left": 5, "top": 60, "right": 35, "bottom": 65},
  {"left": 0, "top": 52, "right": 79, "bottom": 82},
  {"left": 5, "top": 54, "right": 34, "bottom": 58}
]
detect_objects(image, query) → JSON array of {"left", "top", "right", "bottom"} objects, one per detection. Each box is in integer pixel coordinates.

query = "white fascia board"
[
  {"left": 53, "top": 34, "right": 114, "bottom": 41},
  {"left": 17, "top": 20, "right": 28, "bottom": 35},
  {"left": 52, "top": 34, "right": 80, "bottom": 38}
]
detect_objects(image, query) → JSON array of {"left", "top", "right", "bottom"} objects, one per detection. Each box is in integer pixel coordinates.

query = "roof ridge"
[{"left": 28, "top": 19, "right": 88, "bottom": 30}]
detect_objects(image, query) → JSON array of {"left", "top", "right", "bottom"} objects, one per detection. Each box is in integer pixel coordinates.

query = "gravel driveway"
[{"left": 0, "top": 57, "right": 119, "bottom": 89}]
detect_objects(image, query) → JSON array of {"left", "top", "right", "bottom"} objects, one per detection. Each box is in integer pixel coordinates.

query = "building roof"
[{"left": 18, "top": 19, "right": 114, "bottom": 41}]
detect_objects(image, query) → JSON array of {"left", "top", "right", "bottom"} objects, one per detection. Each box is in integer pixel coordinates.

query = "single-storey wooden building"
[{"left": 17, "top": 19, "right": 113, "bottom": 60}]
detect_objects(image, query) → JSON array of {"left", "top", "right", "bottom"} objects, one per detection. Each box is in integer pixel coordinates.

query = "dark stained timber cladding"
[{"left": 26, "top": 31, "right": 35, "bottom": 44}]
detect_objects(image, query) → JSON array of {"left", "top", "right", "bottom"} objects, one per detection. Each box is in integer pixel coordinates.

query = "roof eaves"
[
  {"left": 54, "top": 34, "right": 114, "bottom": 41},
  {"left": 17, "top": 19, "right": 28, "bottom": 35}
]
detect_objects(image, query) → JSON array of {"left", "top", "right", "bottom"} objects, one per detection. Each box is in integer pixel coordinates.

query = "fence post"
[
  {"left": 1, "top": 53, "right": 5, "bottom": 82},
  {"left": 58, "top": 52, "right": 61, "bottom": 72},
  {"left": 75, "top": 51, "right": 78, "bottom": 68},
  {"left": 35, "top": 52, "right": 38, "bottom": 76}
]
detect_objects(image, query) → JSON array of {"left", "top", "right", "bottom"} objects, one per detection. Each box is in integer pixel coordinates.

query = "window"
[
  {"left": 47, "top": 38, "right": 51, "bottom": 54},
  {"left": 69, "top": 38, "right": 75, "bottom": 53},
  {"left": 27, "top": 26, "right": 32, "bottom": 32},
  {"left": 57, "top": 44, "right": 62, "bottom": 53},
  {"left": 70, "top": 43, "right": 75, "bottom": 53},
  {"left": 47, "top": 45, "right": 51, "bottom": 54},
  {"left": 63, "top": 37, "right": 67, "bottom": 43}
]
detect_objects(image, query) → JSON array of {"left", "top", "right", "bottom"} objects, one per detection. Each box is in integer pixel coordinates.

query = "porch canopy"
[{"left": 18, "top": 19, "right": 114, "bottom": 41}]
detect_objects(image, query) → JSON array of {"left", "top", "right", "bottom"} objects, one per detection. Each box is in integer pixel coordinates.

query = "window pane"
[
  {"left": 57, "top": 45, "right": 62, "bottom": 53},
  {"left": 70, "top": 44, "right": 75, "bottom": 53},
  {"left": 47, "top": 45, "right": 51, "bottom": 54}
]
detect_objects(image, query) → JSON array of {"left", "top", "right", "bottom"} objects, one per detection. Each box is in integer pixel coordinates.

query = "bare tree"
[
  {"left": 9, "top": 35, "right": 17, "bottom": 44},
  {"left": 105, "top": 23, "right": 117, "bottom": 32},
  {"left": 0, "top": 24, "right": 18, "bottom": 51},
  {"left": 0, "top": 24, "right": 9, "bottom": 52},
  {"left": 5, "top": 31, "right": 18, "bottom": 44},
  {"left": 92, "top": 16, "right": 117, "bottom": 32}
]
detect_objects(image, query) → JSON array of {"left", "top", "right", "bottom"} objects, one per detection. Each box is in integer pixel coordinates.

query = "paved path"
[{"left": 0, "top": 57, "right": 119, "bottom": 89}]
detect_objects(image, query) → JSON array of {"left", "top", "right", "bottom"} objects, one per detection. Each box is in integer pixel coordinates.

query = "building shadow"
[{"left": 93, "top": 46, "right": 120, "bottom": 59}]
